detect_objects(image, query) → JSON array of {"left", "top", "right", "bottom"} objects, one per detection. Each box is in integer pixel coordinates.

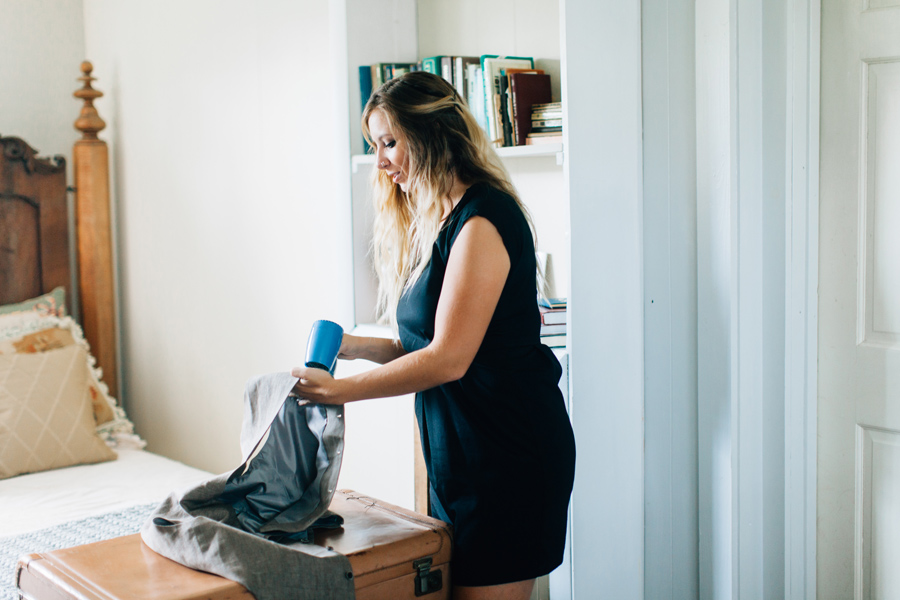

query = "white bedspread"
[{"left": 0, "top": 448, "right": 211, "bottom": 538}]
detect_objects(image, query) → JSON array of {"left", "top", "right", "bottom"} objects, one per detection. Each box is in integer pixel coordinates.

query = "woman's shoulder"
[
  {"left": 443, "top": 182, "right": 528, "bottom": 251},
  {"left": 452, "top": 182, "right": 521, "bottom": 225}
]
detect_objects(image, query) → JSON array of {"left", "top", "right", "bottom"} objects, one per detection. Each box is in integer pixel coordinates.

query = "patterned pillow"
[
  {"left": 0, "top": 343, "right": 117, "bottom": 479},
  {"left": 0, "top": 287, "right": 67, "bottom": 343},
  {"left": 0, "top": 287, "right": 66, "bottom": 317},
  {"left": 0, "top": 326, "right": 116, "bottom": 425}
]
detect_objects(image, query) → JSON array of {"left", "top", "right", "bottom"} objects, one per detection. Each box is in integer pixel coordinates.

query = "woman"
[{"left": 293, "top": 71, "right": 576, "bottom": 600}]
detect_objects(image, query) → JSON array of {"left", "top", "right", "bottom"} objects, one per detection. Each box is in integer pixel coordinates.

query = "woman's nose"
[{"left": 375, "top": 149, "right": 387, "bottom": 170}]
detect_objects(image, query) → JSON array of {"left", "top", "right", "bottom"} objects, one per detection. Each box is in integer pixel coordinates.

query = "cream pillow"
[
  {"left": 0, "top": 315, "right": 142, "bottom": 449},
  {"left": 0, "top": 325, "right": 116, "bottom": 425},
  {"left": 0, "top": 343, "right": 116, "bottom": 479}
]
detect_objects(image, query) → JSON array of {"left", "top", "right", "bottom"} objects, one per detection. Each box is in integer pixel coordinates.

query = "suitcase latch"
[{"left": 413, "top": 557, "right": 442, "bottom": 596}]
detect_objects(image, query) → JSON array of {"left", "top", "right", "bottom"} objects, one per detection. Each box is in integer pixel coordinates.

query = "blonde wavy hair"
[{"left": 362, "top": 71, "right": 535, "bottom": 329}]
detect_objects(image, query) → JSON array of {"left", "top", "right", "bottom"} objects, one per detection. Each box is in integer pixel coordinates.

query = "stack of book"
[
  {"left": 359, "top": 54, "right": 560, "bottom": 150},
  {"left": 539, "top": 297, "right": 567, "bottom": 348},
  {"left": 526, "top": 102, "right": 562, "bottom": 145}
]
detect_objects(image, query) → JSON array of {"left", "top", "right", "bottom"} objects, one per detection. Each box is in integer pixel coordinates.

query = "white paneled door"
[{"left": 819, "top": 1, "right": 900, "bottom": 598}]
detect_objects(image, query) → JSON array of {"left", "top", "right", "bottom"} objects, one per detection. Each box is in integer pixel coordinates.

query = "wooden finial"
[{"left": 74, "top": 61, "right": 106, "bottom": 140}]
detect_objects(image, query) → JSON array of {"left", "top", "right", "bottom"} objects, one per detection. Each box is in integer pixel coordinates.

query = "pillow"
[
  {"left": 0, "top": 287, "right": 67, "bottom": 343},
  {"left": 0, "top": 326, "right": 76, "bottom": 354},
  {"left": 0, "top": 343, "right": 117, "bottom": 479},
  {"left": 0, "top": 316, "right": 142, "bottom": 449},
  {"left": 0, "top": 287, "right": 66, "bottom": 317}
]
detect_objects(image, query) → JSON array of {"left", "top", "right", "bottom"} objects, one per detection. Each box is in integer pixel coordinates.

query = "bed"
[{"left": 0, "top": 64, "right": 211, "bottom": 599}]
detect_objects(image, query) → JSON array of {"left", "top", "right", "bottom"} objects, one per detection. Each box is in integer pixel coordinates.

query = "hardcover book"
[
  {"left": 499, "top": 75, "right": 513, "bottom": 146},
  {"left": 540, "top": 323, "right": 567, "bottom": 335},
  {"left": 467, "top": 64, "right": 488, "bottom": 133},
  {"left": 539, "top": 296, "right": 567, "bottom": 310},
  {"left": 359, "top": 65, "right": 374, "bottom": 152},
  {"left": 481, "top": 55, "right": 534, "bottom": 147},
  {"left": 370, "top": 64, "right": 384, "bottom": 90},
  {"left": 421, "top": 56, "right": 444, "bottom": 76},
  {"left": 540, "top": 306, "right": 567, "bottom": 325},
  {"left": 389, "top": 63, "right": 417, "bottom": 79},
  {"left": 440, "top": 56, "right": 454, "bottom": 84},
  {"left": 526, "top": 134, "right": 563, "bottom": 145},
  {"left": 540, "top": 333, "right": 567, "bottom": 348},
  {"left": 453, "top": 56, "right": 481, "bottom": 97},
  {"left": 509, "top": 72, "right": 552, "bottom": 146}
]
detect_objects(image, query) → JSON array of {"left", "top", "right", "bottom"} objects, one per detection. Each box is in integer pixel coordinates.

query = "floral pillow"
[
  {"left": 0, "top": 287, "right": 67, "bottom": 343},
  {"left": 0, "top": 287, "right": 66, "bottom": 317}
]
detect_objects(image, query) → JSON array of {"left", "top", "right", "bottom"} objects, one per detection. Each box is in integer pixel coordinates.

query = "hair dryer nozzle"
[{"left": 305, "top": 320, "right": 343, "bottom": 375}]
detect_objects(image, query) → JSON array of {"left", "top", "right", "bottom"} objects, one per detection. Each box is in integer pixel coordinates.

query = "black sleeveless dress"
[{"left": 397, "top": 182, "right": 576, "bottom": 586}]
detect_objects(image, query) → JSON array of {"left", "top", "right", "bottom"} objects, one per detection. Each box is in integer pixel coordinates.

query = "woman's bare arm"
[
  {"left": 338, "top": 334, "right": 407, "bottom": 365},
  {"left": 293, "top": 216, "right": 509, "bottom": 404}
]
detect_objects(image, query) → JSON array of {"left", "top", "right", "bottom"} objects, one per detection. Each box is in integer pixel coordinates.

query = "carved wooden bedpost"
[{"left": 74, "top": 61, "right": 118, "bottom": 399}]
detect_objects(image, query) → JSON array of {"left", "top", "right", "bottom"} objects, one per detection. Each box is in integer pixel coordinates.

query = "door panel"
[
  {"left": 856, "top": 426, "right": 900, "bottom": 598},
  {"left": 865, "top": 61, "right": 900, "bottom": 345},
  {"left": 820, "top": 1, "right": 900, "bottom": 598}
]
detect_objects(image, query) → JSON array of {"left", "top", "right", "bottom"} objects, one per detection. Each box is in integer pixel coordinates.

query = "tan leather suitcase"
[{"left": 16, "top": 490, "right": 451, "bottom": 600}]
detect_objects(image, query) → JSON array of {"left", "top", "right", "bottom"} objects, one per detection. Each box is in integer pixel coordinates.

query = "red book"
[
  {"left": 509, "top": 72, "right": 553, "bottom": 146},
  {"left": 539, "top": 305, "right": 567, "bottom": 325}
]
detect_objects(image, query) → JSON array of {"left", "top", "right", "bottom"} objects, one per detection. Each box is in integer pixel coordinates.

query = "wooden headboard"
[
  {"left": 0, "top": 138, "right": 69, "bottom": 310},
  {"left": 0, "top": 61, "right": 118, "bottom": 398}
]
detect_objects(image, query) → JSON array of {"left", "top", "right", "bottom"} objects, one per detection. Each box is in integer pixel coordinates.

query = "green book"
[
  {"left": 421, "top": 56, "right": 444, "bottom": 76},
  {"left": 538, "top": 296, "right": 567, "bottom": 310}
]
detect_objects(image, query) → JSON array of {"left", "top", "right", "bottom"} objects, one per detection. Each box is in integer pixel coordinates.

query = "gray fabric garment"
[{"left": 140, "top": 372, "right": 355, "bottom": 600}]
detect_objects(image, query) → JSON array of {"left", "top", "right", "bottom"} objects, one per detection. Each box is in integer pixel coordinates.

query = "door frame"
[{"left": 784, "top": 0, "right": 819, "bottom": 598}]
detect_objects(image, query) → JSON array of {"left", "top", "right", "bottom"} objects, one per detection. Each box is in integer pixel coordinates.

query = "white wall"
[
  {"left": 0, "top": 0, "right": 86, "bottom": 306},
  {"left": 82, "top": 0, "right": 354, "bottom": 473},
  {"left": 0, "top": 0, "right": 85, "bottom": 168}
]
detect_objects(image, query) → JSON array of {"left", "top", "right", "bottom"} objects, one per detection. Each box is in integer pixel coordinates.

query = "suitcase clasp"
[{"left": 413, "top": 557, "right": 443, "bottom": 596}]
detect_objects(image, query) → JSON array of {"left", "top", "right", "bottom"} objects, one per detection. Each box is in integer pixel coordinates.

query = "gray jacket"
[{"left": 140, "top": 372, "right": 355, "bottom": 600}]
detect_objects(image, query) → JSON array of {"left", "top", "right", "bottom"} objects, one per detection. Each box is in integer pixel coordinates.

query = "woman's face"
[{"left": 368, "top": 109, "right": 410, "bottom": 192}]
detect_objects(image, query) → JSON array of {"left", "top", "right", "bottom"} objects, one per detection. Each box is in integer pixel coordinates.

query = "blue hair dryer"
[{"left": 305, "top": 320, "right": 343, "bottom": 375}]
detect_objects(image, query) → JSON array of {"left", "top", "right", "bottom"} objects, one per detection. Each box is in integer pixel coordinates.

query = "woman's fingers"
[{"left": 290, "top": 367, "right": 345, "bottom": 405}]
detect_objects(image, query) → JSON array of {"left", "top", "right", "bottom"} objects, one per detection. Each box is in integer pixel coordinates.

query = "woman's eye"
[{"left": 385, "top": 140, "right": 396, "bottom": 149}]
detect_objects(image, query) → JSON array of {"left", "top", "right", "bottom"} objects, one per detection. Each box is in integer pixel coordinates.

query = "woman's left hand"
[{"left": 290, "top": 367, "right": 348, "bottom": 405}]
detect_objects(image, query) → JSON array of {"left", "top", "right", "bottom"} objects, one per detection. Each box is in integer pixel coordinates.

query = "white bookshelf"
[
  {"left": 351, "top": 143, "right": 565, "bottom": 173},
  {"left": 343, "top": 0, "right": 569, "bottom": 326}
]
